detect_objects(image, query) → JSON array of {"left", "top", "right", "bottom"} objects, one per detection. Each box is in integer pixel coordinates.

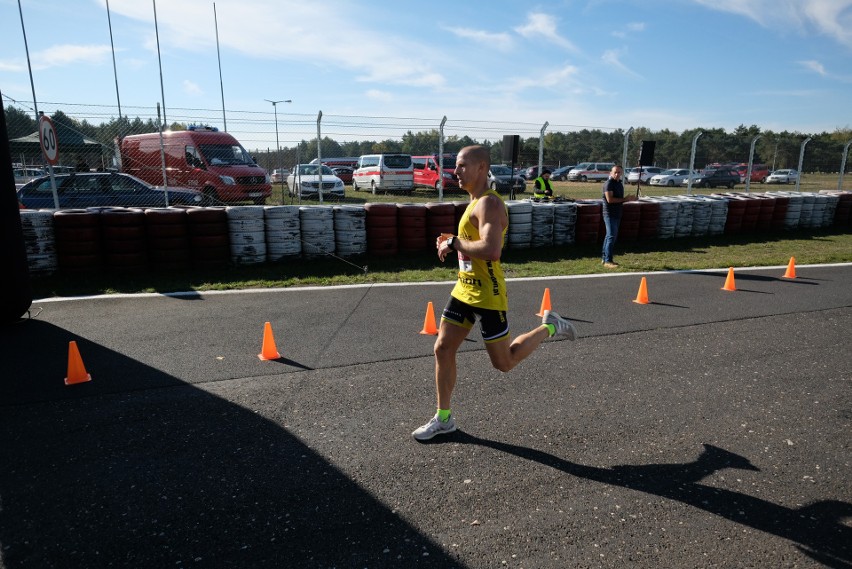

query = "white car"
[
  {"left": 626, "top": 166, "right": 665, "bottom": 185},
  {"left": 287, "top": 164, "right": 345, "bottom": 198},
  {"left": 270, "top": 168, "right": 291, "bottom": 184},
  {"left": 649, "top": 168, "right": 698, "bottom": 187},
  {"left": 765, "top": 169, "right": 799, "bottom": 184}
]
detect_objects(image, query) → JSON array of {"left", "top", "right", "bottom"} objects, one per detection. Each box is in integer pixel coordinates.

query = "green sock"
[
  {"left": 544, "top": 323, "right": 556, "bottom": 337},
  {"left": 437, "top": 408, "right": 451, "bottom": 422}
]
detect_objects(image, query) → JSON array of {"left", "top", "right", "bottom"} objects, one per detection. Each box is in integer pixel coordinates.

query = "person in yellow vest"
[
  {"left": 533, "top": 169, "right": 553, "bottom": 199},
  {"left": 412, "top": 146, "right": 577, "bottom": 441}
]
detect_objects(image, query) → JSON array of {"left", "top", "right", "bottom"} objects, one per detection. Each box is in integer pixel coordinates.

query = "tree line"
[{"left": 5, "top": 104, "right": 851, "bottom": 173}]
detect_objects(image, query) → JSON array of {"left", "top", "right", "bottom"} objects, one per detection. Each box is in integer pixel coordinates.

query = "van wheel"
[
  {"left": 581, "top": 175, "right": 588, "bottom": 182},
  {"left": 371, "top": 181, "right": 377, "bottom": 195},
  {"left": 667, "top": 180, "right": 674, "bottom": 187},
  {"left": 352, "top": 180, "right": 358, "bottom": 191}
]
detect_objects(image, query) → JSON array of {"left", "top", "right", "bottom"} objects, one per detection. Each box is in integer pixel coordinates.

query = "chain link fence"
[{"left": 6, "top": 96, "right": 852, "bottom": 210}]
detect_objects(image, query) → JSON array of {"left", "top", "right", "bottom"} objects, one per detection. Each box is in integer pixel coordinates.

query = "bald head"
[{"left": 459, "top": 145, "right": 491, "bottom": 168}]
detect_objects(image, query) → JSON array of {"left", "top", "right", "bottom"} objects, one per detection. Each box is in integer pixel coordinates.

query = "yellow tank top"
[{"left": 450, "top": 190, "right": 508, "bottom": 311}]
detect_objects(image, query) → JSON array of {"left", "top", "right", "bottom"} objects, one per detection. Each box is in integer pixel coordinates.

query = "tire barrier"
[
  {"left": 365, "top": 203, "right": 398, "bottom": 257},
  {"left": 574, "top": 201, "right": 601, "bottom": 244},
  {"left": 333, "top": 205, "right": 367, "bottom": 257},
  {"left": 19, "top": 191, "right": 852, "bottom": 276},
  {"left": 264, "top": 205, "right": 302, "bottom": 260},
  {"left": 20, "top": 210, "right": 58, "bottom": 274},
  {"left": 145, "top": 207, "right": 191, "bottom": 271},
  {"left": 101, "top": 207, "right": 147, "bottom": 273},
  {"left": 188, "top": 206, "right": 230, "bottom": 269},
  {"left": 227, "top": 206, "right": 266, "bottom": 265},
  {"left": 425, "top": 202, "right": 456, "bottom": 246},
  {"left": 552, "top": 202, "right": 577, "bottom": 246},
  {"left": 54, "top": 209, "right": 102, "bottom": 273},
  {"left": 505, "top": 200, "right": 532, "bottom": 249},
  {"left": 397, "top": 203, "right": 429, "bottom": 253},
  {"left": 299, "top": 206, "right": 335, "bottom": 259},
  {"left": 531, "top": 202, "right": 555, "bottom": 247}
]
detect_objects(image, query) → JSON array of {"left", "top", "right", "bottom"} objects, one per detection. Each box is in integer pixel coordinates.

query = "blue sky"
[{"left": 2, "top": 0, "right": 851, "bottom": 147}]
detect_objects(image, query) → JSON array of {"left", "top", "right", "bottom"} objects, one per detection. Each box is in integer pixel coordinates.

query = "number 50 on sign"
[{"left": 38, "top": 115, "right": 60, "bottom": 165}]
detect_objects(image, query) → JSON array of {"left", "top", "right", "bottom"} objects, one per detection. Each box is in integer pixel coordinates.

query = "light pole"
[{"left": 264, "top": 99, "right": 291, "bottom": 202}]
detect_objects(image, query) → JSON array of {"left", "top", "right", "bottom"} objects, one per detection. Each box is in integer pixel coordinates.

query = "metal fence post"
[
  {"left": 438, "top": 116, "right": 446, "bottom": 202},
  {"left": 686, "top": 131, "right": 702, "bottom": 195},
  {"left": 538, "top": 121, "right": 548, "bottom": 176},
  {"left": 622, "top": 127, "right": 633, "bottom": 173},
  {"left": 795, "top": 136, "right": 811, "bottom": 192},
  {"left": 745, "top": 134, "right": 761, "bottom": 193},
  {"left": 317, "top": 110, "right": 323, "bottom": 204},
  {"left": 839, "top": 140, "right": 851, "bottom": 192}
]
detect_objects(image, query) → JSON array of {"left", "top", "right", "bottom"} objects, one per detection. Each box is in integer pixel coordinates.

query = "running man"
[{"left": 412, "top": 145, "right": 577, "bottom": 441}]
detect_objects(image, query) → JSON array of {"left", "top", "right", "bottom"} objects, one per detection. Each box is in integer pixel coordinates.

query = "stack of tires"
[
  {"left": 574, "top": 201, "right": 601, "bottom": 244},
  {"left": 637, "top": 200, "right": 660, "bottom": 240},
  {"left": 703, "top": 195, "right": 729, "bottom": 236},
  {"left": 755, "top": 194, "right": 776, "bottom": 232},
  {"left": 825, "top": 190, "right": 851, "bottom": 227},
  {"left": 299, "top": 206, "right": 335, "bottom": 259},
  {"left": 531, "top": 202, "right": 555, "bottom": 247},
  {"left": 719, "top": 194, "right": 745, "bottom": 235},
  {"left": 651, "top": 198, "right": 678, "bottom": 239},
  {"left": 264, "top": 205, "right": 302, "bottom": 260},
  {"left": 798, "top": 193, "right": 815, "bottom": 228},
  {"left": 227, "top": 206, "right": 266, "bottom": 265},
  {"left": 397, "top": 203, "right": 429, "bottom": 253},
  {"left": 146, "top": 207, "right": 191, "bottom": 271},
  {"left": 505, "top": 200, "right": 532, "bottom": 249},
  {"left": 673, "top": 198, "right": 694, "bottom": 238},
  {"left": 618, "top": 201, "right": 641, "bottom": 242},
  {"left": 54, "top": 209, "right": 102, "bottom": 273},
  {"left": 333, "top": 205, "right": 367, "bottom": 257},
  {"left": 365, "top": 203, "right": 398, "bottom": 257},
  {"left": 187, "top": 206, "right": 230, "bottom": 269},
  {"left": 101, "top": 207, "right": 147, "bottom": 273},
  {"left": 765, "top": 193, "right": 789, "bottom": 231},
  {"left": 552, "top": 202, "right": 577, "bottom": 246},
  {"left": 426, "top": 202, "right": 456, "bottom": 245},
  {"left": 19, "top": 210, "right": 58, "bottom": 274},
  {"left": 685, "top": 196, "right": 711, "bottom": 237}
]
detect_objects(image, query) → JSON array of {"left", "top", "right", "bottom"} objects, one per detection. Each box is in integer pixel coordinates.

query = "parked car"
[
  {"left": 567, "top": 162, "right": 615, "bottom": 182},
  {"left": 765, "top": 169, "right": 799, "bottom": 184},
  {"left": 488, "top": 165, "right": 526, "bottom": 193},
  {"left": 734, "top": 163, "right": 769, "bottom": 183},
  {"left": 649, "top": 168, "right": 697, "bottom": 187},
  {"left": 691, "top": 168, "right": 739, "bottom": 189},
  {"left": 626, "top": 166, "right": 665, "bottom": 185},
  {"left": 270, "top": 168, "right": 291, "bottom": 184},
  {"left": 286, "top": 164, "right": 345, "bottom": 198},
  {"left": 14, "top": 167, "right": 45, "bottom": 187},
  {"left": 331, "top": 166, "right": 354, "bottom": 185},
  {"left": 17, "top": 172, "right": 205, "bottom": 209},
  {"left": 412, "top": 154, "right": 459, "bottom": 191},
  {"left": 524, "top": 165, "right": 558, "bottom": 180},
  {"left": 550, "top": 165, "right": 575, "bottom": 181}
]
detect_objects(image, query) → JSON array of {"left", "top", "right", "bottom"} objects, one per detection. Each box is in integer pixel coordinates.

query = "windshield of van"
[
  {"left": 383, "top": 155, "right": 412, "bottom": 169},
  {"left": 297, "top": 164, "right": 335, "bottom": 176},
  {"left": 199, "top": 144, "right": 254, "bottom": 166}
]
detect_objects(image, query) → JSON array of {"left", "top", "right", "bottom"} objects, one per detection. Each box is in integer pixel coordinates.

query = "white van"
[{"left": 352, "top": 153, "right": 414, "bottom": 194}]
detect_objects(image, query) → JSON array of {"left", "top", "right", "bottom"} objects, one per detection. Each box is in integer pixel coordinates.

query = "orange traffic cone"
[
  {"left": 258, "top": 321, "right": 282, "bottom": 360},
  {"left": 420, "top": 302, "right": 438, "bottom": 335},
  {"left": 783, "top": 256, "right": 797, "bottom": 279},
  {"left": 64, "top": 340, "right": 92, "bottom": 385},
  {"left": 536, "top": 288, "right": 552, "bottom": 317},
  {"left": 721, "top": 267, "right": 737, "bottom": 291},
  {"left": 633, "top": 277, "right": 650, "bottom": 304}
]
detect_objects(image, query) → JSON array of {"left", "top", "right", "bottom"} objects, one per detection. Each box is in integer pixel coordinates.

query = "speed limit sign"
[{"left": 38, "top": 115, "right": 60, "bottom": 165}]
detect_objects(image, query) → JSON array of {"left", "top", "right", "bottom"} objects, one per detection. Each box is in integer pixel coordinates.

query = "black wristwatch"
[{"left": 446, "top": 236, "right": 456, "bottom": 251}]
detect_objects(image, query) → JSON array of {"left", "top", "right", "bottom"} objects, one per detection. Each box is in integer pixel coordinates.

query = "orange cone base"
[
  {"left": 258, "top": 322, "right": 282, "bottom": 360},
  {"left": 783, "top": 257, "right": 797, "bottom": 279},
  {"left": 64, "top": 341, "right": 92, "bottom": 385},
  {"left": 633, "top": 277, "right": 650, "bottom": 304}
]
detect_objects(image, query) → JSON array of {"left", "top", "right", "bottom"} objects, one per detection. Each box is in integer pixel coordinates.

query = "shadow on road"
[
  {"left": 441, "top": 432, "right": 852, "bottom": 569},
  {"left": 0, "top": 320, "right": 462, "bottom": 568}
]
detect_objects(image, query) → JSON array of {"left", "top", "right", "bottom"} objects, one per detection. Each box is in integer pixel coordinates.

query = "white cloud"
[
  {"left": 691, "top": 0, "right": 852, "bottom": 47},
  {"left": 602, "top": 49, "right": 641, "bottom": 79},
  {"left": 514, "top": 12, "right": 579, "bottom": 52},
  {"left": 365, "top": 90, "right": 393, "bottom": 102},
  {"left": 445, "top": 27, "right": 514, "bottom": 51},
  {"left": 30, "top": 44, "right": 113, "bottom": 70},
  {"left": 799, "top": 59, "right": 827, "bottom": 76},
  {"left": 182, "top": 80, "right": 203, "bottom": 95}
]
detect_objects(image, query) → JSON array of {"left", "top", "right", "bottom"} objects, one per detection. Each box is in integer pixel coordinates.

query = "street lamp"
[{"left": 264, "top": 99, "right": 291, "bottom": 202}]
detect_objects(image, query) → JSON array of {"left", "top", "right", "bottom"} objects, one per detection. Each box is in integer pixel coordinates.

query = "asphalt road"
[{"left": 1, "top": 264, "right": 850, "bottom": 568}]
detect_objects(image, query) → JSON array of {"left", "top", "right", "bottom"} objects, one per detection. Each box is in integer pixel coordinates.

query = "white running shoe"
[
  {"left": 412, "top": 414, "right": 457, "bottom": 441},
  {"left": 543, "top": 310, "right": 577, "bottom": 341}
]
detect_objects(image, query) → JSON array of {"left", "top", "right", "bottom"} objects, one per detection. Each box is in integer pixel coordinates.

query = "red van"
[
  {"left": 412, "top": 154, "right": 460, "bottom": 191},
  {"left": 119, "top": 126, "right": 272, "bottom": 204}
]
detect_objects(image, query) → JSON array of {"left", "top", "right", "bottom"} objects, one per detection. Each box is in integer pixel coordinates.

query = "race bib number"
[{"left": 458, "top": 252, "right": 472, "bottom": 273}]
